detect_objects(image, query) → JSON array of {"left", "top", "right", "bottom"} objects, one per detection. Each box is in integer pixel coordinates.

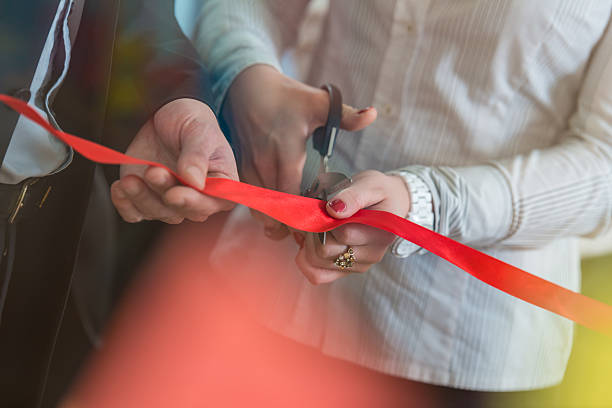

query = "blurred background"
[{"left": 175, "top": 1, "right": 612, "bottom": 406}]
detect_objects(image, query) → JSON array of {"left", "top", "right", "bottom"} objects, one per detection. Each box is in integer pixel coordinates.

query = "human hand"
[
  {"left": 294, "top": 170, "right": 411, "bottom": 284},
  {"left": 224, "top": 64, "right": 377, "bottom": 239},
  {"left": 111, "top": 98, "right": 238, "bottom": 224}
]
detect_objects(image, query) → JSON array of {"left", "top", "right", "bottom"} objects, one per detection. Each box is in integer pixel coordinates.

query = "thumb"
[
  {"left": 340, "top": 104, "right": 377, "bottom": 132},
  {"left": 325, "top": 175, "right": 385, "bottom": 219},
  {"left": 310, "top": 88, "right": 377, "bottom": 133},
  {"left": 176, "top": 121, "right": 218, "bottom": 191}
]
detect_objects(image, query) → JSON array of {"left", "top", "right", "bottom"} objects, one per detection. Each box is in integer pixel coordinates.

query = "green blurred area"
[
  {"left": 489, "top": 253, "right": 612, "bottom": 407},
  {"left": 560, "top": 253, "right": 612, "bottom": 408}
]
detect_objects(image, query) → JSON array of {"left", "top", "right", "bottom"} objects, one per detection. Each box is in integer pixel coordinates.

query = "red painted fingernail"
[
  {"left": 357, "top": 106, "right": 373, "bottom": 114},
  {"left": 328, "top": 199, "right": 346, "bottom": 213}
]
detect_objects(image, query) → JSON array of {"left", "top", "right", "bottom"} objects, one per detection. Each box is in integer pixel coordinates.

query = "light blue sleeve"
[{"left": 193, "top": 0, "right": 309, "bottom": 114}]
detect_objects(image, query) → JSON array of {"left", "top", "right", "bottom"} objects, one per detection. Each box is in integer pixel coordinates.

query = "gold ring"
[{"left": 334, "top": 247, "right": 356, "bottom": 270}]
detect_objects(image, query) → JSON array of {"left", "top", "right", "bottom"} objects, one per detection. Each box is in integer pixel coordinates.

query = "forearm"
[
  {"left": 399, "top": 133, "right": 612, "bottom": 249},
  {"left": 398, "top": 21, "right": 612, "bottom": 249},
  {"left": 193, "top": 0, "right": 310, "bottom": 113}
]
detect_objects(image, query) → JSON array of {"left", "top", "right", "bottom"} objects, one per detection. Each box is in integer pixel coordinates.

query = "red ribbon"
[{"left": 2, "top": 94, "right": 611, "bottom": 337}]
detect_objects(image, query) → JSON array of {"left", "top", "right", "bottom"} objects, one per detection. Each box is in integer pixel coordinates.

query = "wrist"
[
  {"left": 386, "top": 170, "right": 435, "bottom": 257},
  {"left": 387, "top": 174, "right": 413, "bottom": 218},
  {"left": 223, "top": 64, "right": 282, "bottom": 114}
]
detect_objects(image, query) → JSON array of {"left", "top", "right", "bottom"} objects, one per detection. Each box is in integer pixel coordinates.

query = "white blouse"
[{"left": 195, "top": 0, "right": 612, "bottom": 390}]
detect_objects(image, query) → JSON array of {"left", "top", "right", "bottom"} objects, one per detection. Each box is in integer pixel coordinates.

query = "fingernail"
[
  {"left": 186, "top": 166, "right": 204, "bottom": 189},
  {"left": 124, "top": 183, "right": 141, "bottom": 196},
  {"left": 328, "top": 199, "right": 346, "bottom": 213},
  {"left": 357, "top": 106, "right": 373, "bottom": 114},
  {"left": 152, "top": 171, "right": 169, "bottom": 186}
]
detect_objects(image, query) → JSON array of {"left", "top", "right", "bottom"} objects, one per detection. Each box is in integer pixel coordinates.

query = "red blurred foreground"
[{"left": 63, "top": 216, "right": 436, "bottom": 408}]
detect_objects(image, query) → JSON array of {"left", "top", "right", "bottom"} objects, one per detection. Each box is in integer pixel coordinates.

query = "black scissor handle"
[{"left": 312, "top": 84, "right": 342, "bottom": 158}]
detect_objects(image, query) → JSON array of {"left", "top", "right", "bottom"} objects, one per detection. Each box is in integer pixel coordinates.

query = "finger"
[
  {"left": 340, "top": 104, "right": 377, "bottom": 131},
  {"left": 110, "top": 181, "right": 145, "bottom": 223},
  {"left": 329, "top": 223, "right": 395, "bottom": 247},
  {"left": 295, "top": 245, "right": 348, "bottom": 285},
  {"left": 308, "top": 231, "right": 386, "bottom": 268},
  {"left": 310, "top": 89, "right": 378, "bottom": 132},
  {"left": 143, "top": 166, "right": 178, "bottom": 196},
  {"left": 119, "top": 176, "right": 184, "bottom": 224},
  {"left": 176, "top": 118, "right": 224, "bottom": 190},
  {"left": 163, "top": 185, "right": 235, "bottom": 222},
  {"left": 326, "top": 170, "right": 388, "bottom": 219},
  {"left": 306, "top": 232, "right": 346, "bottom": 267}
]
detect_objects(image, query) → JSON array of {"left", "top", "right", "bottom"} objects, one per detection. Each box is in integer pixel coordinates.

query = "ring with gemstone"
[{"left": 334, "top": 247, "right": 356, "bottom": 270}]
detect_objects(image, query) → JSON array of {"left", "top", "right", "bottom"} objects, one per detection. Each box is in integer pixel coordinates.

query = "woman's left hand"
[{"left": 294, "top": 170, "right": 411, "bottom": 284}]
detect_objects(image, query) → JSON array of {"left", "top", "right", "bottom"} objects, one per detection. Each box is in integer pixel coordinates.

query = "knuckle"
[
  {"left": 161, "top": 194, "right": 183, "bottom": 209},
  {"left": 188, "top": 213, "right": 209, "bottom": 223},
  {"left": 162, "top": 216, "right": 184, "bottom": 225}
]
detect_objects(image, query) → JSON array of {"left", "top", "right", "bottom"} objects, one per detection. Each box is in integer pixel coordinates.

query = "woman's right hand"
[{"left": 224, "top": 64, "right": 377, "bottom": 239}]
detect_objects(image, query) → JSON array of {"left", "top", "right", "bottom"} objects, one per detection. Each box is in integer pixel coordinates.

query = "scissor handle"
[{"left": 312, "top": 84, "right": 342, "bottom": 158}]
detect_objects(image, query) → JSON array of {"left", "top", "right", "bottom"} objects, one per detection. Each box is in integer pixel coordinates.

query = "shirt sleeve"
[
  {"left": 193, "top": 0, "right": 311, "bottom": 114},
  {"left": 396, "top": 24, "right": 612, "bottom": 249}
]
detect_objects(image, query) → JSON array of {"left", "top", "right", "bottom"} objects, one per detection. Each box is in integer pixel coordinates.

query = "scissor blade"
[
  {"left": 309, "top": 171, "right": 352, "bottom": 246},
  {"left": 304, "top": 171, "right": 351, "bottom": 201}
]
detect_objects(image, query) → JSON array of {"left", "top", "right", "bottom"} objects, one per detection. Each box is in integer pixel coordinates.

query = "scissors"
[{"left": 302, "top": 84, "right": 352, "bottom": 245}]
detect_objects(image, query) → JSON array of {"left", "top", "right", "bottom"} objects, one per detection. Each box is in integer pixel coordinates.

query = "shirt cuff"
[{"left": 393, "top": 164, "right": 514, "bottom": 247}]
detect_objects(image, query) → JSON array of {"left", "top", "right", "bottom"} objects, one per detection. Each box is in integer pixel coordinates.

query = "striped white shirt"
[{"left": 195, "top": 0, "right": 612, "bottom": 390}]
